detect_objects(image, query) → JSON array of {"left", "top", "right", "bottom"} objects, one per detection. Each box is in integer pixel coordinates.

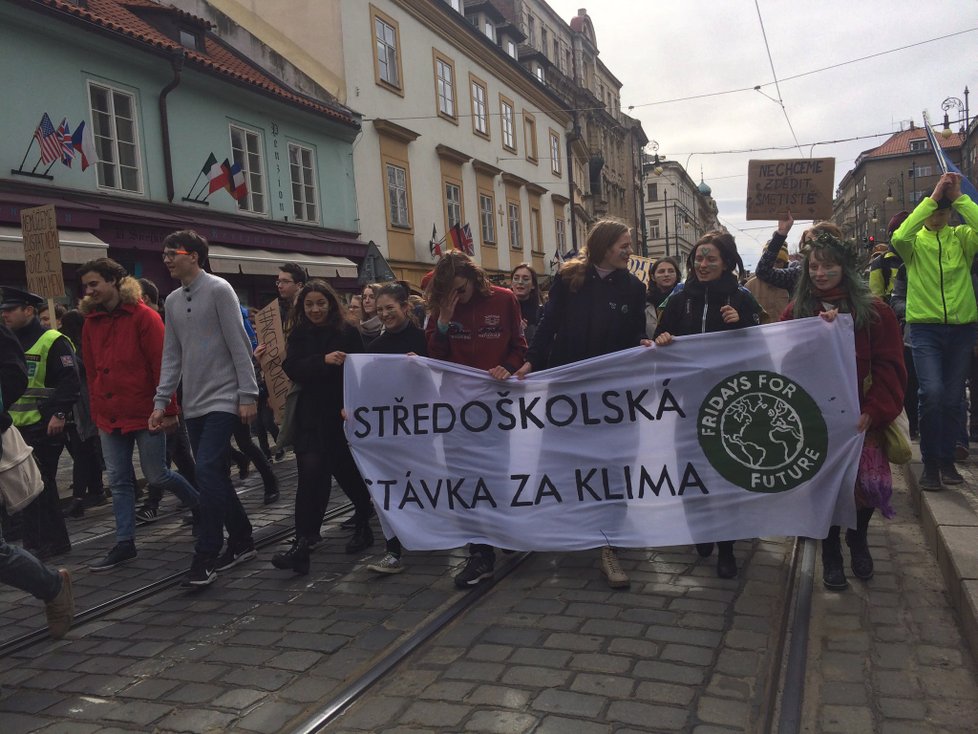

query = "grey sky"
[{"left": 545, "top": 0, "right": 978, "bottom": 267}]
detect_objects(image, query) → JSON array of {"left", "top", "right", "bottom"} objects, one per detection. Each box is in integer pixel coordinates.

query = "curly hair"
[
  {"left": 290, "top": 279, "right": 346, "bottom": 331},
  {"left": 791, "top": 231, "right": 878, "bottom": 329},
  {"left": 427, "top": 251, "right": 493, "bottom": 320}
]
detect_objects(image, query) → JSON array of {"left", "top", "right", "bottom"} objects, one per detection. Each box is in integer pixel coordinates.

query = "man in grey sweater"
[{"left": 150, "top": 230, "right": 259, "bottom": 587}]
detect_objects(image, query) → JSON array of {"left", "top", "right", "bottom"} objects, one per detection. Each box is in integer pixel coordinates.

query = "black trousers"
[
  {"left": 19, "top": 426, "right": 70, "bottom": 554},
  {"left": 65, "top": 427, "right": 104, "bottom": 501},
  {"left": 232, "top": 421, "right": 276, "bottom": 492},
  {"left": 294, "top": 442, "right": 370, "bottom": 539}
]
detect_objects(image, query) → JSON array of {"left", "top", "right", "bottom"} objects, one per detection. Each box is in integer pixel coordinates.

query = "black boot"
[
  {"left": 263, "top": 474, "right": 280, "bottom": 505},
  {"left": 63, "top": 498, "right": 86, "bottom": 518},
  {"left": 345, "top": 523, "right": 373, "bottom": 554},
  {"left": 695, "top": 542, "right": 714, "bottom": 558},
  {"left": 845, "top": 508, "right": 875, "bottom": 580},
  {"left": 716, "top": 541, "right": 737, "bottom": 579},
  {"left": 822, "top": 526, "right": 848, "bottom": 590},
  {"left": 271, "top": 537, "right": 309, "bottom": 575}
]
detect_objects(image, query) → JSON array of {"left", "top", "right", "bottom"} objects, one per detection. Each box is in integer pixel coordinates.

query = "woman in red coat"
[{"left": 781, "top": 230, "right": 906, "bottom": 591}]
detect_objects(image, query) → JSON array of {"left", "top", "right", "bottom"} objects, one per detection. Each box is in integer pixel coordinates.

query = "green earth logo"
[{"left": 697, "top": 371, "right": 828, "bottom": 493}]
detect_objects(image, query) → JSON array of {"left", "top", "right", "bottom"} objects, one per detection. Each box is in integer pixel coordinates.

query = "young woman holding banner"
[
  {"left": 514, "top": 219, "right": 650, "bottom": 589},
  {"left": 273, "top": 279, "right": 373, "bottom": 575},
  {"left": 781, "top": 230, "right": 905, "bottom": 591},
  {"left": 654, "top": 231, "right": 762, "bottom": 579}
]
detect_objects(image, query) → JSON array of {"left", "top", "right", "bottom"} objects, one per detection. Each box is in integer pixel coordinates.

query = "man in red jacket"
[{"left": 78, "top": 258, "right": 199, "bottom": 571}]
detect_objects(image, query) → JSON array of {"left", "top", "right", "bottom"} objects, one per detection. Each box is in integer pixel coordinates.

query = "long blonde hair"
[{"left": 560, "top": 219, "right": 630, "bottom": 293}]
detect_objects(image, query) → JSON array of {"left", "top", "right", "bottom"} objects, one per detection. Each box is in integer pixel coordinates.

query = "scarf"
[{"left": 813, "top": 285, "right": 850, "bottom": 313}]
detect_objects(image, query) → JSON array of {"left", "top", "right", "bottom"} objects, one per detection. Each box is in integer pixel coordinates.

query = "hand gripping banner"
[{"left": 344, "top": 316, "right": 862, "bottom": 551}]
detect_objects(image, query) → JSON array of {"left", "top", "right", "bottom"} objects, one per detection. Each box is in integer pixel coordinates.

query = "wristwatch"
[{"left": 53, "top": 412, "right": 66, "bottom": 420}]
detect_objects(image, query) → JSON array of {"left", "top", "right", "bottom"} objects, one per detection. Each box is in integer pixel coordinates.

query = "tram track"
[{"left": 0, "top": 501, "right": 355, "bottom": 659}]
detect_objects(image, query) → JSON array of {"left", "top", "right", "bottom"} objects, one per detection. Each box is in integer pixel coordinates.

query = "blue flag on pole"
[{"left": 923, "top": 111, "right": 978, "bottom": 200}]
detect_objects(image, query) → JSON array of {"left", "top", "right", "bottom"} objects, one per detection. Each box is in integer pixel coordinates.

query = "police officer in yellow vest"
[{"left": 0, "top": 287, "right": 79, "bottom": 559}]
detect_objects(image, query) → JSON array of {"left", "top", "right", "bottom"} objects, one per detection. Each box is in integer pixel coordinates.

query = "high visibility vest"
[{"left": 10, "top": 329, "right": 64, "bottom": 428}]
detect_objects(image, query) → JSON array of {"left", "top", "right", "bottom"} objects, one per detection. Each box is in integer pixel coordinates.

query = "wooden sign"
[
  {"left": 20, "top": 204, "right": 65, "bottom": 298},
  {"left": 627, "top": 254, "right": 654, "bottom": 285},
  {"left": 745, "top": 158, "right": 835, "bottom": 221},
  {"left": 254, "top": 300, "right": 291, "bottom": 423}
]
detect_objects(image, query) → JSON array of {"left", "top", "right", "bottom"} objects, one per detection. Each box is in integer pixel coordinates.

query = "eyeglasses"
[
  {"left": 162, "top": 249, "right": 191, "bottom": 260},
  {"left": 274, "top": 279, "right": 294, "bottom": 286}
]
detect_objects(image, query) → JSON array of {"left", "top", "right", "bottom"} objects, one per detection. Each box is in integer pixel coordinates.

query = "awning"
[
  {"left": 206, "top": 245, "right": 358, "bottom": 279},
  {"left": 0, "top": 226, "right": 110, "bottom": 264}
]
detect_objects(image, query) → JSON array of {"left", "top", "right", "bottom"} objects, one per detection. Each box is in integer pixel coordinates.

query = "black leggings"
[{"left": 294, "top": 443, "right": 371, "bottom": 539}]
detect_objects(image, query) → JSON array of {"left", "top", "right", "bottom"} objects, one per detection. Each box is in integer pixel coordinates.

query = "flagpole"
[
  {"left": 16, "top": 139, "right": 36, "bottom": 173},
  {"left": 42, "top": 160, "right": 57, "bottom": 176},
  {"left": 186, "top": 170, "right": 205, "bottom": 199}
]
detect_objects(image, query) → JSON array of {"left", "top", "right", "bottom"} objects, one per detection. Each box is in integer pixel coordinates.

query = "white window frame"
[
  {"left": 374, "top": 15, "right": 400, "bottom": 89},
  {"left": 445, "top": 181, "right": 462, "bottom": 228},
  {"left": 508, "top": 201, "right": 522, "bottom": 249},
  {"left": 87, "top": 80, "right": 143, "bottom": 195},
  {"left": 909, "top": 139, "right": 927, "bottom": 152},
  {"left": 435, "top": 54, "right": 456, "bottom": 120},
  {"left": 480, "top": 193, "right": 496, "bottom": 244},
  {"left": 649, "top": 218, "right": 660, "bottom": 239},
  {"left": 506, "top": 40, "right": 517, "bottom": 58},
  {"left": 501, "top": 97, "right": 516, "bottom": 152},
  {"left": 386, "top": 163, "right": 410, "bottom": 228},
  {"left": 549, "top": 130, "right": 561, "bottom": 175},
  {"left": 288, "top": 142, "right": 319, "bottom": 223},
  {"left": 229, "top": 123, "right": 267, "bottom": 215},
  {"left": 470, "top": 76, "right": 489, "bottom": 138},
  {"left": 484, "top": 21, "right": 495, "bottom": 41}
]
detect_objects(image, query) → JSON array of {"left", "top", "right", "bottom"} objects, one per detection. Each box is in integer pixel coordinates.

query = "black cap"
[{"left": 0, "top": 287, "right": 44, "bottom": 310}]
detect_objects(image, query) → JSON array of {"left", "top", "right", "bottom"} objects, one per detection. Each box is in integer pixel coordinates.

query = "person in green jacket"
[{"left": 891, "top": 172, "right": 978, "bottom": 490}]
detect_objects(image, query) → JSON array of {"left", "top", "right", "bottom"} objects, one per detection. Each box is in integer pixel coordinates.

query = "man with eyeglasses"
[
  {"left": 276, "top": 263, "right": 306, "bottom": 332},
  {"left": 150, "top": 231, "right": 260, "bottom": 587}
]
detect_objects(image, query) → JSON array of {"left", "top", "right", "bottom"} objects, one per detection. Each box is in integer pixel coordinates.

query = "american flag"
[
  {"left": 33, "top": 113, "right": 62, "bottom": 165},
  {"left": 57, "top": 117, "right": 74, "bottom": 166}
]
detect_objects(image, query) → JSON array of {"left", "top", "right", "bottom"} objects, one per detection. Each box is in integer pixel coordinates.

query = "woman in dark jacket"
[
  {"left": 782, "top": 230, "right": 906, "bottom": 591},
  {"left": 655, "top": 231, "right": 762, "bottom": 579},
  {"left": 645, "top": 256, "right": 682, "bottom": 337},
  {"left": 516, "top": 219, "right": 651, "bottom": 589},
  {"left": 275, "top": 280, "right": 373, "bottom": 574},
  {"left": 510, "top": 263, "right": 543, "bottom": 346}
]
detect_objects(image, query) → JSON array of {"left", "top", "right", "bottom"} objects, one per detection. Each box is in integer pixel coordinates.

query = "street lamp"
[
  {"left": 941, "top": 91, "right": 969, "bottom": 138},
  {"left": 884, "top": 174, "right": 905, "bottom": 209}
]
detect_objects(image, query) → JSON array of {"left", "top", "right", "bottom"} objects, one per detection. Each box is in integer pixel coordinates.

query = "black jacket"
[
  {"left": 369, "top": 323, "right": 428, "bottom": 356},
  {"left": 0, "top": 324, "right": 28, "bottom": 433},
  {"left": 654, "top": 272, "right": 762, "bottom": 337},
  {"left": 527, "top": 266, "right": 647, "bottom": 369},
  {"left": 282, "top": 321, "right": 363, "bottom": 452}
]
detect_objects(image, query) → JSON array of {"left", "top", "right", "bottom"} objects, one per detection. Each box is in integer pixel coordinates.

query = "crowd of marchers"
[{"left": 1, "top": 171, "right": 974, "bottom": 640}]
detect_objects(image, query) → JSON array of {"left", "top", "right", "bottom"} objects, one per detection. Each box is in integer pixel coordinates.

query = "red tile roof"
[
  {"left": 866, "top": 127, "right": 963, "bottom": 158},
  {"left": 25, "top": 0, "right": 357, "bottom": 127}
]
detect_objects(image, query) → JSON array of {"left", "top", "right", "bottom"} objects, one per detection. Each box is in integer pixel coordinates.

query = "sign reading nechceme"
[
  {"left": 344, "top": 316, "right": 862, "bottom": 551},
  {"left": 20, "top": 204, "right": 65, "bottom": 298},
  {"left": 746, "top": 158, "right": 836, "bottom": 221}
]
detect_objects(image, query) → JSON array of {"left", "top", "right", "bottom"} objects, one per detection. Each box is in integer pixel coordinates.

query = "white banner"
[{"left": 344, "top": 316, "right": 862, "bottom": 551}]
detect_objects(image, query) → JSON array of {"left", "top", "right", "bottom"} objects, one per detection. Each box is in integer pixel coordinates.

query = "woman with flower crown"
[{"left": 781, "top": 229, "right": 906, "bottom": 591}]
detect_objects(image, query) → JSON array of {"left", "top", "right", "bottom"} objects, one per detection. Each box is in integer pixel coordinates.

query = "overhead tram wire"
[{"left": 754, "top": 0, "right": 804, "bottom": 156}]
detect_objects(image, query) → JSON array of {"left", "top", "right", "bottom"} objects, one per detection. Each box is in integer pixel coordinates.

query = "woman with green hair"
[{"left": 781, "top": 230, "right": 906, "bottom": 591}]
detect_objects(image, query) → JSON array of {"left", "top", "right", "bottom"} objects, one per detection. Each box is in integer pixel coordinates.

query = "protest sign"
[
  {"left": 254, "top": 300, "right": 290, "bottom": 423},
  {"left": 627, "top": 254, "right": 654, "bottom": 285},
  {"left": 20, "top": 204, "right": 64, "bottom": 299},
  {"left": 345, "top": 316, "right": 862, "bottom": 551},
  {"left": 746, "top": 158, "right": 835, "bottom": 220}
]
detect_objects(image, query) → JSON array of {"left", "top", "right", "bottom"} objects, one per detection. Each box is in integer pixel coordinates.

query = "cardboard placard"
[
  {"left": 254, "top": 300, "right": 291, "bottom": 424},
  {"left": 20, "top": 204, "right": 65, "bottom": 298},
  {"left": 746, "top": 158, "right": 835, "bottom": 221},
  {"left": 627, "top": 254, "right": 654, "bottom": 285}
]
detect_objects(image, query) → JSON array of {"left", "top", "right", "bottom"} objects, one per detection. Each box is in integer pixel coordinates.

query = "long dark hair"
[
  {"left": 290, "top": 279, "right": 346, "bottom": 331},
  {"left": 560, "top": 219, "right": 630, "bottom": 293},
  {"left": 791, "top": 231, "right": 878, "bottom": 330},
  {"left": 510, "top": 263, "right": 542, "bottom": 306},
  {"left": 648, "top": 256, "right": 682, "bottom": 304},
  {"left": 427, "top": 251, "right": 493, "bottom": 320},
  {"left": 687, "top": 231, "right": 745, "bottom": 281}
]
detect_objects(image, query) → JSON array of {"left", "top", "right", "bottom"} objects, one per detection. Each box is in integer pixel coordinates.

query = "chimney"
[{"left": 909, "top": 120, "right": 915, "bottom": 130}]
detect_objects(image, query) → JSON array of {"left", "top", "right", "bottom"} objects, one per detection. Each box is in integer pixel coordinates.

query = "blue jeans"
[
  {"left": 100, "top": 429, "right": 199, "bottom": 543},
  {"left": 910, "top": 323, "right": 977, "bottom": 464},
  {"left": 0, "top": 518, "right": 60, "bottom": 601},
  {"left": 185, "top": 412, "right": 253, "bottom": 557}
]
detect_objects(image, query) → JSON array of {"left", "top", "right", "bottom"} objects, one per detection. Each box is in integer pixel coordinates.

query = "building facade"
[
  {"left": 833, "top": 122, "right": 965, "bottom": 244},
  {"left": 1, "top": 0, "right": 365, "bottom": 306},
  {"left": 642, "top": 159, "right": 719, "bottom": 264}
]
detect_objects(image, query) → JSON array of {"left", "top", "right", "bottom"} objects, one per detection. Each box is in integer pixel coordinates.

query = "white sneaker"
[
  {"left": 600, "top": 546, "right": 630, "bottom": 589},
  {"left": 367, "top": 553, "right": 404, "bottom": 574}
]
